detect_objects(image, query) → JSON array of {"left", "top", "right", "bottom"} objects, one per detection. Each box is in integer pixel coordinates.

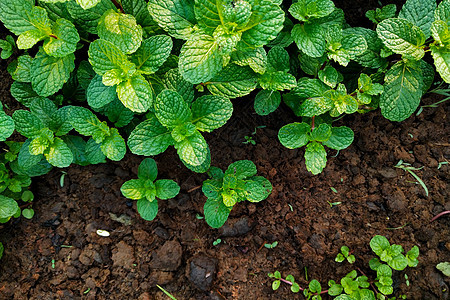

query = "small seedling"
[
  {"left": 243, "top": 135, "right": 256, "bottom": 145},
  {"left": 404, "top": 274, "right": 410, "bottom": 287},
  {"left": 330, "top": 187, "right": 338, "bottom": 193},
  {"left": 394, "top": 160, "right": 429, "bottom": 197},
  {"left": 195, "top": 213, "right": 204, "bottom": 220},
  {"left": 327, "top": 201, "right": 342, "bottom": 208},
  {"left": 213, "top": 239, "right": 222, "bottom": 246},
  {"left": 51, "top": 259, "right": 55, "bottom": 269},
  {"left": 438, "top": 161, "right": 449, "bottom": 169},
  {"left": 264, "top": 241, "right": 278, "bottom": 249},
  {"left": 60, "top": 171, "right": 67, "bottom": 187},
  {"left": 83, "top": 288, "right": 91, "bottom": 294},
  {"left": 157, "top": 285, "right": 178, "bottom": 300},
  {"left": 268, "top": 271, "right": 301, "bottom": 293},
  {"left": 288, "top": 204, "right": 294, "bottom": 211},
  {"left": 335, "top": 246, "right": 355, "bottom": 264}
]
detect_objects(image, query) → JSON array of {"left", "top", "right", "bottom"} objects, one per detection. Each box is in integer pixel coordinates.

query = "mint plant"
[
  {"left": 202, "top": 160, "right": 272, "bottom": 228},
  {"left": 335, "top": 246, "right": 355, "bottom": 264},
  {"left": 120, "top": 158, "right": 180, "bottom": 221},
  {"left": 128, "top": 90, "right": 232, "bottom": 171}
]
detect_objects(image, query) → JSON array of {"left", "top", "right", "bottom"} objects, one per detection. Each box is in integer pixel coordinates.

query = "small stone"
[
  {"left": 186, "top": 254, "right": 217, "bottom": 291},
  {"left": 219, "top": 217, "right": 253, "bottom": 237},
  {"left": 150, "top": 240, "right": 182, "bottom": 271},
  {"left": 79, "top": 249, "right": 95, "bottom": 266},
  {"left": 111, "top": 241, "right": 135, "bottom": 270},
  {"left": 378, "top": 168, "right": 397, "bottom": 179},
  {"left": 66, "top": 266, "right": 79, "bottom": 279},
  {"left": 148, "top": 271, "right": 174, "bottom": 286},
  {"left": 154, "top": 227, "right": 170, "bottom": 240}
]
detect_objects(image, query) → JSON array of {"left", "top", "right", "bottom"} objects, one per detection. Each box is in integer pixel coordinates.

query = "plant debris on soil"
[{"left": 0, "top": 1, "right": 449, "bottom": 299}]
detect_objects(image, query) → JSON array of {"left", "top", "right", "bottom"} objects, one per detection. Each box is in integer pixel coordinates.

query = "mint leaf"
[
  {"left": 377, "top": 18, "right": 426, "bottom": 60},
  {"left": 304, "top": 141, "right": 327, "bottom": 175},
  {"left": 0, "top": 110, "right": 14, "bottom": 142},
  {"left": 225, "top": 160, "right": 257, "bottom": 179},
  {"left": 0, "top": 0, "right": 35, "bottom": 35},
  {"left": 323, "top": 126, "right": 354, "bottom": 150},
  {"left": 179, "top": 34, "right": 222, "bottom": 84},
  {"left": 191, "top": 95, "right": 233, "bottom": 132},
  {"left": 18, "top": 140, "right": 43, "bottom": 170},
  {"left": 380, "top": 61, "right": 423, "bottom": 121},
  {"left": 318, "top": 66, "right": 340, "bottom": 88},
  {"left": 87, "top": 75, "right": 116, "bottom": 109},
  {"left": 12, "top": 110, "right": 44, "bottom": 138},
  {"left": 85, "top": 138, "right": 106, "bottom": 164},
  {"left": 31, "top": 49, "right": 75, "bottom": 97},
  {"left": 10, "top": 82, "right": 41, "bottom": 106},
  {"left": 137, "top": 198, "right": 158, "bottom": 221},
  {"left": 259, "top": 71, "right": 297, "bottom": 91},
  {"left": 155, "top": 179, "right": 180, "bottom": 200},
  {"left": 181, "top": 146, "right": 211, "bottom": 173},
  {"left": 292, "top": 22, "right": 325, "bottom": 58},
  {"left": 10, "top": 55, "right": 32, "bottom": 83},
  {"left": 160, "top": 68, "right": 194, "bottom": 105},
  {"left": 194, "top": 0, "right": 220, "bottom": 35},
  {"left": 128, "top": 115, "right": 174, "bottom": 156},
  {"left": 66, "top": 0, "right": 115, "bottom": 34},
  {"left": 147, "top": 0, "right": 195, "bottom": 39},
  {"left": 116, "top": 74, "right": 152, "bottom": 113},
  {"left": 132, "top": 35, "right": 172, "bottom": 74},
  {"left": 121, "top": 179, "right": 147, "bottom": 199},
  {"left": 398, "top": 0, "right": 436, "bottom": 38},
  {"left": 76, "top": 0, "right": 101, "bottom": 10},
  {"left": 43, "top": 18, "right": 80, "bottom": 57},
  {"left": 122, "top": 0, "right": 159, "bottom": 35},
  {"left": 0, "top": 195, "right": 19, "bottom": 219},
  {"left": 310, "top": 123, "right": 331, "bottom": 142},
  {"left": 289, "top": 0, "right": 335, "bottom": 22},
  {"left": 204, "top": 197, "right": 231, "bottom": 228},
  {"left": 206, "top": 65, "right": 258, "bottom": 98},
  {"left": 231, "top": 46, "right": 267, "bottom": 74},
  {"left": 138, "top": 158, "right": 158, "bottom": 181},
  {"left": 30, "top": 97, "right": 57, "bottom": 126},
  {"left": 431, "top": 44, "right": 450, "bottom": 84},
  {"left": 254, "top": 90, "right": 281, "bottom": 116},
  {"left": 366, "top": 4, "right": 397, "bottom": 24},
  {"left": 278, "top": 122, "right": 310, "bottom": 149},
  {"left": 100, "top": 128, "right": 126, "bottom": 161},
  {"left": 435, "top": 0, "right": 450, "bottom": 26},
  {"left": 98, "top": 9, "right": 143, "bottom": 54},
  {"left": 437, "top": 262, "right": 450, "bottom": 277},
  {"left": 175, "top": 131, "right": 208, "bottom": 166},
  {"left": 45, "top": 137, "right": 73, "bottom": 167},
  {"left": 370, "top": 235, "right": 390, "bottom": 255},
  {"left": 155, "top": 89, "right": 192, "bottom": 128}
]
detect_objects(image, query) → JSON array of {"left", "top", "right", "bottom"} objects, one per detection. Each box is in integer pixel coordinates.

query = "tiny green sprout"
[
  {"left": 438, "top": 161, "right": 449, "bottom": 169},
  {"left": 404, "top": 274, "right": 410, "bottom": 287},
  {"left": 268, "top": 271, "right": 282, "bottom": 290},
  {"left": 264, "top": 241, "right": 278, "bottom": 249},
  {"left": 327, "top": 201, "right": 342, "bottom": 208},
  {"left": 51, "top": 259, "right": 55, "bottom": 269},
  {"left": 60, "top": 171, "right": 67, "bottom": 187},
  {"left": 195, "top": 213, "right": 204, "bottom": 220},
  {"left": 335, "top": 246, "right": 356, "bottom": 264},
  {"left": 243, "top": 136, "right": 256, "bottom": 145},
  {"left": 83, "top": 288, "right": 91, "bottom": 294},
  {"left": 288, "top": 204, "right": 294, "bottom": 211},
  {"left": 330, "top": 187, "right": 338, "bottom": 193},
  {"left": 408, "top": 133, "right": 413, "bottom": 138},
  {"left": 394, "top": 160, "right": 429, "bottom": 197},
  {"left": 213, "top": 238, "right": 222, "bottom": 246},
  {"left": 157, "top": 284, "right": 178, "bottom": 300}
]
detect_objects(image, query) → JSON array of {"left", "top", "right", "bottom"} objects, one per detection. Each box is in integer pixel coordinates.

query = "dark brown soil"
[{"left": 0, "top": 2, "right": 449, "bottom": 300}]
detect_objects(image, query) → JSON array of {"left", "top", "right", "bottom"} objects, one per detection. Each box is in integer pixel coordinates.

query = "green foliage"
[
  {"left": 202, "top": 160, "right": 272, "bottom": 228},
  {"left": 335, "top": 246, "right": 355, "bottom": 264},
  {"left": 121, "top": 158, "right": 180, "bottom": 221}
]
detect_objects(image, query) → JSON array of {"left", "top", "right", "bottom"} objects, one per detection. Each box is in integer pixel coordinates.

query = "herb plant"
[
  {"left": 335, "top": 245, "right": 355, "bottom": 264},
  {"left": 121, "top": 158, "right": 180, "bottom": 221},
  {"left": 202, "top": 160, "right": 272, "bottom": 228}
]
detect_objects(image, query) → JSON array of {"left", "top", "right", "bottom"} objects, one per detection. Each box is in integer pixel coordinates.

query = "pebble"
[
  {"left": 219, "top": 217, "right": 253, "bottom": 237},
  {"left": 150, "top": 240, "right": 182, "bottom": 271},
  {"left": 186, "top": 254, "right": 217, "bottom": 291}
]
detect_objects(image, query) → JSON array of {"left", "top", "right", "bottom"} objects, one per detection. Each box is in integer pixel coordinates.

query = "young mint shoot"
[{"left": 121, "top": 158, "right": 180, "bottom": 221}]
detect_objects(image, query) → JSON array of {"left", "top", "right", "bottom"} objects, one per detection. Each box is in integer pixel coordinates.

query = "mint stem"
[
  {"left": 279, "top": 278, "right": 328, "bottom": 295},
  {"left": 110, "top": 0, "right": 124, "bottom": 13}
]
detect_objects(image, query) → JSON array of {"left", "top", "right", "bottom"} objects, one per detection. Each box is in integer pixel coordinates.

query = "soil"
[{"left": 0, "top": 1, "right": 449, "bottom": 300}]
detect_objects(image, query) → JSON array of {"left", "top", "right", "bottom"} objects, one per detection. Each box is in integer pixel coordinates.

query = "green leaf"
[
  {"left": 179, "top": 34, "right": 222, "bottom": 84},
  {"left": 76, "top": 0, "right": 101, "bottom": 10},
  {"left": 18, "top": 140, "right": 43, "bottom": 170},
  {"left": 437, "top": 262, "right": 450, "bottom": 277},
  {"left": 191, "top": 95, "right": 233, "bottom": 132},
  {"left": 380, "top": 61, "right": 423, "bottom": 121},
  {"left": 376, "top": 18, "right": 426, "bottom": 60},
  {"left": 318, "top": 66, "right": 340, "bottom": 88},
  {"left": 66, "top": 0, "right": 115, "bottom": 34},
  {"left": 121, "top": 178, "right": 147, "bottom": 200},
  {"left": 278, "top": 122, "right": 310, "bottom": 149},
  {"left": 304, "top": 141, "right": 327, "bottom": 175},
  {"left": 147, "top": 0, "right": 195, "bottom": 39},
  {"left": 30, "top": 97, "right": 57, "bottom": 126},
  {"left": 98, "top": 9, "right": 143, "bottom": 54},
  {"left": 137, "top": 158, "right": 158, "bottom": 181},
  {"left": 310, "top": 123, "right": 331, "bottom": 142},
  {"left": 389, "top": 255, "right": 408, "bottom": 271},
  {"left": 254, "top": 90, "right": 281, "bottom": 116},
  {"left": 431, "top": 44, "right": 450, "bottom": 84},
  {"left": 324, "top": 86, "right": 358, "bottom": 117},
  {"left": 289, "top": 0, "right": 335, "bottom": 22},
  {"left": 31, "top": 49, "right": 75, "bottom": 97},
  {"left": 323, "top": 126, "right": 354, "bottom": 150},
  {"left": 155, "top": 89, "right": 192, "bottom": 128},
  {"left": 85, "top": 138, "right": 106, "bottom": 164},
  {"left": 137, "top": 198, "right": 158, "bottom": 221},
  {"left": 44, "top": 137, "right": 73, "bottom": 167},
  {"left": 435, "top": 0, "right": 450, "bottom": 27},
  {"left": 0, "top": 0, "right": 35, "bottom": 35},
  {"left": 0, "top": 111, "right": 14, "bottom": 142},
  {"left": 128, "top": 115, "right": 174, "bottom": 156},
  {"left": 259, "top": 71, "right": 297, "bottom": 91},
  {"left": 370, "top": 235, "right": 390, "bottom": 255},
  {"left": 398, "top": 0, "right": 436, "bottom": 38},
  {"left": 203, "top": 197, "right": 231, "bottom": 228},
  {"left": 43, "top": 18, "right": 80, "bottom": 57},
  {"left": 194, "top": 0, "right": 220, "bottom": 35},
  {"left": 309, "top": 279, "right": 322, "bottom": 293},
  {"left": 11, "top": 55, "right": 32, "bottom": 82},
  {"left": 231, "top": 46, "right": 267, "bottom": 74},
  {"left": 272, "top": 280, "right": 281, "bottom": 290},
  {"left": 88, "top": 39, "right": 136, "bottom": 78},
  {"left": 366, "top": 4, "right": 397, "bottom": 24},
  {"left": 49, "top": 106, "right": 73, "bottom": 136},
  {"left": 292, "top": 23, "right": 325, "bottom": 58},
  {"left": 225, "top": 160, "right": 257, "bottom": 179},
  {"left": 346, "top": 27, "right": 388, "bottom": 69},
  {"left": 22, "top": 208, "right": 34, "bottom": 219},
  {"left": 155, "top": 179, "right": 180, "bottom": 200},
  {"left": 0, "top": 35, "right": 14, "bottom": 59},
  {"left": 10, "top": 82, "right": 41, "bottom": 107},
  {"left": 161, "top": 68, "right": 195, "bottom": 104},
  {"left": 406, "top": 246, "right": 419, "bottom": 267},
  {"left": 181, "top": 146, "right": 211, "bottom": 173},
  {"left": 122, "top": 0, "right": 159, "bottom": 36},
  {"left": 86, "top": 75, "right": 116, "bottom": 109},
  {"left": 175, "top": 130, "right": 208, "bottom": 166},
  {"left": 70, "top": 106, "right": 107, "bottom": 141},
  {"left": 100, "top": 128, "right": 126, "bottom": 161},
  {"left": 61, "top": 135, "right": 88, "bottom": 166},
  {"left": 132, "top": 35, "right": 173, "bottom": 74},
  {"left": 0, "top": 195, "right": 19, "bottom": 219},
  {"left": 206, "top": 65, "right": 258, "bottom": 98},
  {"left": 240, "top": 0, "right": 284, "bottom": 47},
  {"left": 116, "top": 74, "right": 152, "bottom": 113},
  {"left": 12, "top": 110, "right": 44, "bottom": 138}
]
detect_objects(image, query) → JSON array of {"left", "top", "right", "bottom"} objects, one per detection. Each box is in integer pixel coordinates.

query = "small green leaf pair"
[
  {"left": 121, "top": 158, "right": 180, "bottom": 221},
  {"left": 335, "top": 245, "right": 355, "bottom": 264},
  {"left": 128, "top": 89, "right": 233, "bottom": 170},
  {"left": 278, "top": 121, "right": 354, "bottom": 175},
  {"left": 369, "top": 235, "right": 419, "bottom": 271},
  {"left": 202, "top": 160, "right": 272, "bottom": 228}
]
